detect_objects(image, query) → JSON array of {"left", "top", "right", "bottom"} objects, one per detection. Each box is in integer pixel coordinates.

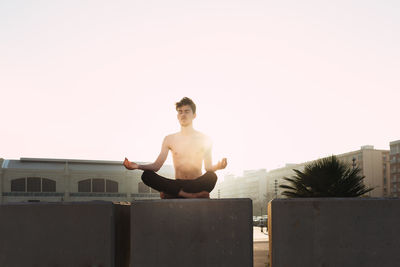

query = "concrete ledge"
[
  {"left": 268, "top": 198, "right": 400, "bottom": 267},
  {"left": 131, "top": 198, "right": 253, "bottom": 267},
  {"left": 0, "top": 202, "right": 130, "bottom": 267}
]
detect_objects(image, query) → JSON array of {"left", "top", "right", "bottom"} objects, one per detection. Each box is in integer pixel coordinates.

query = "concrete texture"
[
  {"left": 254, "top": 241, "right": 268, "bottom": 267},
  {"left": 131, "top": 198, "right": 253, "bottom": 267},
  {"left": 114, "top": 202, "right": 131, "bottom": 267},
  {"left": 0, "top": 201, "right": 130, "bottom": 267},
  {"left": 253, "top": 227, "right": 269, "bottom": 267},
  {"left": 268, "top": 198, "right": 400, "bottom": 267}
]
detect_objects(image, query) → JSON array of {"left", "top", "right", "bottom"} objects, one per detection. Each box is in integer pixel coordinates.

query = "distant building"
[
  {"left": 211, "top": 169, "right": 268, "bottom": 216},
  {"left": 390, "top": 140, "right": 400, "bottom": 197},
  {"left": 266, "top": 145, "right": 390, "bottom": 199},
  {"left": 0, "top": 157, "right": 176, "bottom": 204},
  {"left": 336, "top": 145, "right": 389, "bottom": 197},
  {"left": 266, "top": 163, "right": 308, "bottom": 200}
]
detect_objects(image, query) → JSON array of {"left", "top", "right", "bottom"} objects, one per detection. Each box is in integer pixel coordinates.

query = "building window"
[
  {"left": 11, "top": 178, "right": 26, "bottom": 192},
  {"left": 42, "top": 178, "right": 56, "bottom": 192},
  {"left": 11, "top": 177, "right": 56, "bottom": 192},
  {"left": 27, "top": 177, "right": 41, "bottom": 192},
  {"left": 78, "top": 179, "right": 91, "bottom": 192},
  {"left": 92, "top": 179, "right": 105, "bottom": 192},
  {"left": 138, "top": 182, "right": 150, "bottom": 193},
  {"left": 106, "top": 180, "right": 118, "bottom": 193},
  {"left": 78, "top": 178, "right": 119, "bottom": 193}
]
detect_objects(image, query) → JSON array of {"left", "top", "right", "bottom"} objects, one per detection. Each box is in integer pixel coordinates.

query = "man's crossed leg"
[{"left": 141, "top": 171, "right": 217, "bottom": 199}]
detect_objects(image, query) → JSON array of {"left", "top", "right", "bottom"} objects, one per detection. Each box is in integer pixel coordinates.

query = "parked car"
[
  {"left": 259, "top": 215, "right": 268, "bottom": 228},
  {"left": 252, "top": 216, "right": 261, "bottom": 226}
]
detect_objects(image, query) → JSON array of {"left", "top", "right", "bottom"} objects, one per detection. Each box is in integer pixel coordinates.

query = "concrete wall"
[
  {"left": 0, "top": 199, "right": 251, "bottom": 267},
  {"left": 131, "top": 198, "right": 253, "bottom": 267},
  {"left": 0, "top": 202, "right": 130, "bottom": 267},
  {"left": 268, "top": 198, "right": 400, "bottom": 267},
  {"left": 0, "top": 158, "right": 4, "bottom": 204}
]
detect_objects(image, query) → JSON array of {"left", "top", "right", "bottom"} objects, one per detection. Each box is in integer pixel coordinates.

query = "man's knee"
[
  {"left": 207, "top": 171, "right": 217, "bottom": 183},
  {"left": 205, "top": 171, "right": 217, "bottom": 191},
  {"left": 141, "top": 170, "right": 155, "bottom": 185}
]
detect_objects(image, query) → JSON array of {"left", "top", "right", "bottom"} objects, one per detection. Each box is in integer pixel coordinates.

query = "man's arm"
[
  {"left": 205, "top": 158, "right": 228, "bottom": 172},
  {"left": 123, "top": 136, "right": 169, "bottom": 172},
  {"left": 203, "top": 138, "right": 228, "bottom": 172}
]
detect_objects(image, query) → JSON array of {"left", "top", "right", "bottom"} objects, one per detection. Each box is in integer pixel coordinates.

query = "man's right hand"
[
  {"left": 216, "top": 158, "right": 228, "bottom": 170},
  {"left": 123, "top": 157, "right": 139, "bottom": 170}
]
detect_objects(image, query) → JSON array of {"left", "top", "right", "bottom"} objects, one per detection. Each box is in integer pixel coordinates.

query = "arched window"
[
  {"left": 106, "top": 180, "right": 118, "bottom": 193},
  {"left": 78, "top": 179, "right": 91, "bottom": 192},
  {"left": 78, "top": 179, "right": 119, "bottom": 193},
  {"left": 92, "top": 179, "right": 105, "bottom": 192},
  {"left": 138, "top": 182, "right": 150, "bottom": 193},
  {"left": 42, "top": 178, "right": 56, "bottom": 192},
  {"left": 11, "top": 177, "right": 56, "bottom": 192},
  {"left": 11, "top": 178, "right": 26, "bottom": 192},
  {"left": 27, "top": 177, "right": 41, "bottom": 192}
]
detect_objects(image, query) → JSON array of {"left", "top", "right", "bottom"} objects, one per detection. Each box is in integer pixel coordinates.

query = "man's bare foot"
[
  {"left": 195, "top": 191, "right": 210, "bottom": 198},
  {"left": 160, "top": 192, "right": 180, "bottom": 199},
  {"left": 178, "top": 190, "right": 210, "bottom": 199}
]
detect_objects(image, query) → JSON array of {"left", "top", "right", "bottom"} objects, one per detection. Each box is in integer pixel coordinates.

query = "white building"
[{"left": 0, "top": 157, "right": 176, "bottom": 204}]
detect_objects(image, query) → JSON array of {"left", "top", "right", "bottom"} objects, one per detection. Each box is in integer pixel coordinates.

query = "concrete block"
[
  {"left": 131, "top": 198, "right": 253, "bottom": 267},
  {"left": 268, "top": 198, "right": 400, "bottom": 267},
  {"left": 114, "top": 202, "right": 131, "bottom": 267},
  {"left": 0, "top": 201, "right": 130, "bottom": 267}
]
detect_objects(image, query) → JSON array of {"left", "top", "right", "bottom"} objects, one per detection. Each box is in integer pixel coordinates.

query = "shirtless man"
[{"left": 123, "top": 97, "right": 227, "bottom": 198}]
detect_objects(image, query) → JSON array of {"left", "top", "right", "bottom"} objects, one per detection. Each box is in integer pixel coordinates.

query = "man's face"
[{"left": 177, "top": 105, "right": 196, "bottom": 126}]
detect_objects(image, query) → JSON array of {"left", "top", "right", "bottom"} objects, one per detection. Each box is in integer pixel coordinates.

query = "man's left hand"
[{"left": 217, "top": 158, "right": 228, "bottom": 170}]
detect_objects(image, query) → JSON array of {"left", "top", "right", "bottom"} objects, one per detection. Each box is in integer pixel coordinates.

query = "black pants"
[{"left": 141, "top": 170, "right": 218, "bottom": 197}]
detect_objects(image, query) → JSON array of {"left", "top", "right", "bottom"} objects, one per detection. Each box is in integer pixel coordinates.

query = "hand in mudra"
[
  {"left": 216, "top": 158, "right": 228, "bottom": 170},
  {"left": 123, "top": 157, "right": 139, "bottom": 170}
]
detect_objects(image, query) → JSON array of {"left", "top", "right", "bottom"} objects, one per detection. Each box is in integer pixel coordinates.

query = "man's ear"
[{"left": 193, "top": 113, "right": 196, "bottom": 119}]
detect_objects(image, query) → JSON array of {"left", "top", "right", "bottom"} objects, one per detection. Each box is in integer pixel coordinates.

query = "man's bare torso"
[{"left": 166, "top": 130, "right": 210, "bottom": 180}]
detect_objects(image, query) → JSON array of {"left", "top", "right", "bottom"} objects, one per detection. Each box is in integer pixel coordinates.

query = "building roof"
[
  {"left": 390, "top": 140, "right": 400, "bottom": 146},
  {"left": 2, "top": 158, "right": 143, "bottom": 172},
  {"left": 1, "top": 157, "right": 175, "bottom": 176}
]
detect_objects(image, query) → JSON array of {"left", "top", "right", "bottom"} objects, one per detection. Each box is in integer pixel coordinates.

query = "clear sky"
[{"left": 1, "top": 0, "right": 399, "bottom": 175}]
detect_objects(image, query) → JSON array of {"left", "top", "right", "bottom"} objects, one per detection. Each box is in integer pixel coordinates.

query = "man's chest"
[{"left": 169, "top": 137, "right": 205, "bottom": 158}]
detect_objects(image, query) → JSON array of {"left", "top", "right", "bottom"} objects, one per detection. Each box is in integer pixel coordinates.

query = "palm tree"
[{"left": 280, "top": 156, "right": 374, "bottom": 198}]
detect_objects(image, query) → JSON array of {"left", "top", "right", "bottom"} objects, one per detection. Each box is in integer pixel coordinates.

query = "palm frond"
[{"left": 279, "top": 155, "right": 374, "bottom": 198}]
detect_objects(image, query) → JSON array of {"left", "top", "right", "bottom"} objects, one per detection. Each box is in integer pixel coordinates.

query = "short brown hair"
[{"left": 175, "top": 97, "right": 196, "bottom": 114}]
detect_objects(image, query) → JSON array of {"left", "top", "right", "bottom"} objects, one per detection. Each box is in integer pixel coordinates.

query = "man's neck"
[{"left": 180, "top": 125, "right": 195, "bottom": 135}]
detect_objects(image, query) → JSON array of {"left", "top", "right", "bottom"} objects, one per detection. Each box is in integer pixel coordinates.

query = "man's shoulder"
[
  {"left": 163, "top": 132, "right": 179, "bottom": 143},
  {"left": 194, "top": 130, "right": 209, "bottom": 138},
  {"left": 165, "top": 132, "right": 179, "bottom": 139}
]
